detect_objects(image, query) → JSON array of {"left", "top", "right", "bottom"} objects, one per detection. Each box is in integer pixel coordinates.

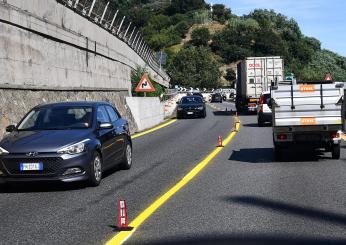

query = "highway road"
[
  {"left": 127, "top": 104, "right": 346, "bottom": 245},
  {"left": 0, "top": 102, "right": 236, "bottom": 245},
  {"left": 1, "top": 101, "right": 345, "bottom": 245}
]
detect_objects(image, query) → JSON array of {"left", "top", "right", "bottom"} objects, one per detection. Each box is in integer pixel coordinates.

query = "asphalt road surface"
[
  {"left": 0, "top": 102, "right": 236, "bottom": 245},
  {"left": 128, "top": 106, "right": 346, "bottom": 245}
]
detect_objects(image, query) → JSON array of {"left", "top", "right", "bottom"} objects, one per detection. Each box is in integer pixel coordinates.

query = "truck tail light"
[{"left": 277, "top": 134, "right": 287, "bottom": 140}]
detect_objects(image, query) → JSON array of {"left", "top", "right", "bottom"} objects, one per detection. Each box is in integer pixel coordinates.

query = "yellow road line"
[
  {"left": 131, "top": 119, "right": 177, "bottom": 139},
  {"left": 106, "top": 118, "right": 241, "bottom": 245}
]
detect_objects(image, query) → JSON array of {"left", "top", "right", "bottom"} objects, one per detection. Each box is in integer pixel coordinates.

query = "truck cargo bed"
[{"left": 272, "top": 83, "right": 344, "bottom": 127}]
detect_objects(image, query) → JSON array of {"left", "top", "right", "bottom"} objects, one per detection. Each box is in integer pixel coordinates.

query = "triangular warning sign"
[
  {"left": 324, "top": 74, "right": 333, "bottom": 81},
  {"left": 135, "top": 73, "right": 156, "bottom": 92}
]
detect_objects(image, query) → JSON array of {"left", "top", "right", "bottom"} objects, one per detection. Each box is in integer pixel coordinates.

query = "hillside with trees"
[{"left": 105, "top": 0, "right": 346, "bottom": 88}]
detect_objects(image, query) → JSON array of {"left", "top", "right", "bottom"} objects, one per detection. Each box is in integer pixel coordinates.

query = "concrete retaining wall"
[
  {"left": 0, "top": 0, "right": 170, "bottom": 89},
  {"left": 126, "top": 97, "right": 164, "bottom": 132},
  {"left": 0, "top": 87, "right": 137, "bottom": 137}
]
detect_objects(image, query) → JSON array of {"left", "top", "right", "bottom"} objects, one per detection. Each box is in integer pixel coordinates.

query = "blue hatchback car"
[{"left": 0, "top": 101, "right": 132, "bottom": 186}]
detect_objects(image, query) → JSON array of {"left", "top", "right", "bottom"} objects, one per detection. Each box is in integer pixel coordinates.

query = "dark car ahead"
[
  {"left": 0, "top": 102, "right": 132, "bottom": 186},
  {"left": 211, "top": 93, "right": 223, "bottom": 103},
  {"left": 177, "top": 96, "right": 206, "bottom": 119}
]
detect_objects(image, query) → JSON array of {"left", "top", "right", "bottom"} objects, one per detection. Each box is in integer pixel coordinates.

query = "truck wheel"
[
  {"left": 332, "top": 144, "right": 340, "bottom": 159},
  {"left": 258, "top": 119, "right": 264, "bottom": 127},
  {"left": 274, "top": 146, "right": 282, "bottom": 161}
]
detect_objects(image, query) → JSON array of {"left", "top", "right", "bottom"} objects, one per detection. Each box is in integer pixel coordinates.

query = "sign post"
[{"left": 135, "top": 73, "right": 156, "bottom": 96}]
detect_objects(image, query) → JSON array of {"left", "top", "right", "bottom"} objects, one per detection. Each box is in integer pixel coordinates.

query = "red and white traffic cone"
[
  {"left": 217, "top": 135, "right": 223, "bottom": 147},
  {"left": 118, "top": 200, "right": 129, "bottom": 230}
]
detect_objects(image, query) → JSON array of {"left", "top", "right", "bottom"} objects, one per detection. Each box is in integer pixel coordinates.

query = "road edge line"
[
  {"left": 131, "top": 119, "right": 177, "bottom": 139},
  {"left": 106, "top": 118, "right": 241, "bottom": 245}
]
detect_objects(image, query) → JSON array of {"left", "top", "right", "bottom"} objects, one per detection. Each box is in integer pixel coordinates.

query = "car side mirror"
[
  {"left": 99, "top": 123, "right": 113, "bottom": 129},
  {"left": 6, "top": 125, "right": 16, "bottom": 132}
]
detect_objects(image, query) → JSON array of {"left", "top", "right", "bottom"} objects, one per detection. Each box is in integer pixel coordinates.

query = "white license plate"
[
  {"left": 20, "top": 163, "right": 43, "bottom": 171},
  {"left": 187, "top": 112, "right": 194, "bottom": 115}
]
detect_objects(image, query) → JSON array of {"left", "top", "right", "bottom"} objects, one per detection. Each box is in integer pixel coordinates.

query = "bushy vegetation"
[
  {"left": 168, "top": 47, "right": 221, "bottom": 89},
  {"left": 106, "top": 1, "right": 346, "bottom": 88}
]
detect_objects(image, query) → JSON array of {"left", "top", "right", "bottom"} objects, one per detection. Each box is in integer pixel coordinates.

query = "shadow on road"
[
  {"left": 228, "top": 148, "right": 334, "bottom": 163},
  {"left": 141, "top": 234, "right": 346, "bottom": 245},
  {"left": 213, "top": 110, "right": 235, "bottom": 116},
  {"left": 223, "top": 195, "right": 346, "bottom": 226},
  {"left": 229, "top": 148, "right": 274, "bottom": 163},
  {"left": 242, "top": 123, "right": 271, "bottom": 128},
  {"left": 0, "top": 182, "right": 86, "bottom": 193}
]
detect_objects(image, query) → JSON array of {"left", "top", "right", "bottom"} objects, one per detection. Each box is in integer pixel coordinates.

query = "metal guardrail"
[{"left": 56, "top": 0, "right": 170, "bottom": 82}]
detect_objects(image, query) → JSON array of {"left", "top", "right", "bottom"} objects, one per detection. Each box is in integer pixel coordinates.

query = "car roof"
[{"left": 34, "top": 101, "right": 112, "bottom": 109}]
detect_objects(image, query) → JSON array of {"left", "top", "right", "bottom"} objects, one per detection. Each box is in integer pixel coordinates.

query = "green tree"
[
  {"left": 191, "top": 27, "right": 210, "bottom": 46},
  {"left": 212, "top": 4, "right": 232, "bottom": 24},
  {"left": 224, "top": 68, "right": 236, "bottom": 82},
  {"left": 166, "top": 0, "right": 207, "bottom": 15},
  {"left": 168, "top": 47, "right": 221, "bottom": 89},
  {"left": 175, "top": 21, "right": 190, "bottom": 37}
]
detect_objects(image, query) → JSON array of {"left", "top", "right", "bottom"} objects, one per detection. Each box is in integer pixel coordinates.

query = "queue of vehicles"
[
  {"left": 0, "top": 56, "right": 344, "bottom": 187},
  {"left": 235, "top": 56, "right": 345, "bottom": 160}
]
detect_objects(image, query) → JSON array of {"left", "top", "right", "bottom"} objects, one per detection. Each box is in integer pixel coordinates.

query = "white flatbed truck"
[{"left": 271, "top": 82, "right": 344, "bottom": 160}]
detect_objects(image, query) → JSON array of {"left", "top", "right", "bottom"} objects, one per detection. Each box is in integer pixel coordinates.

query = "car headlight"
[
  {"left": 57, "top": 139, "right": 90, "bottom": 155},
  {"left": 197, "top": 106, "right": 204, "bottom": 110},
  {"left": 177, "top": 107, "right": 183, "bottom": 111},
  {"left": 0, "top": 169, "right": 4, "bottom": 176},
  {"left": 0, "top": 147, "right": 9, "bottom": 155}
]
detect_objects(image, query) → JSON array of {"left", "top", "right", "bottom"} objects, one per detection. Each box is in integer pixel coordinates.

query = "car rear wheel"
[
  {"left": 332, "top": 144, "right": 340, "bottom": 159},
  {"left": 89, "top": 152, "right": 102, "bottom": 186},
  {"left": 120, "top": 141, "right": 132, "bottom": 170}
]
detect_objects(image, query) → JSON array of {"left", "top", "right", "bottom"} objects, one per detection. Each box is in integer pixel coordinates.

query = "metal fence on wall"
[{"left": 56, "top": 0, "right": 170, "bottom": 82}]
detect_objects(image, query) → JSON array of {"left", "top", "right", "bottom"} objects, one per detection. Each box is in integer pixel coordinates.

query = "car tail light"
[
  {"left": 330, "top": 132, "right": 340, "bottom": 139},
  {"left": 277, "top": 134, "right": 287, "bottom": 140},
  {"left": 260, "top": 95, "right": 265, "bottom": 105}
]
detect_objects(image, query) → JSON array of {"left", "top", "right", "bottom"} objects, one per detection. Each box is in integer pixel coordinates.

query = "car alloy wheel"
[
  {"left": 89, "top": 152, "right": 102, "bottom": 186},
  {"left": 121, "top": 143, "right": 132, "bottom": 170},
  {"left": 126, "top": 144, "right": 132, "bottom": 167},
  {"left": 94, "top": 155, "right": 102, "bottom": 182}
]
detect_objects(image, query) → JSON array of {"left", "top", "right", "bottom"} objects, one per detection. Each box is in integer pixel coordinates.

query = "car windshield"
[
  {"left": 17, "top": 106, "right": 93, "bottom": 131},
  {"left": 181, "top": 97, "right": 203, "bottom": 104}
]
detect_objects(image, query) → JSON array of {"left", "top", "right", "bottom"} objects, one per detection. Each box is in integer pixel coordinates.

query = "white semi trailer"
[{"left": 236, "top": 56, "right": 284, "bottom": 112}]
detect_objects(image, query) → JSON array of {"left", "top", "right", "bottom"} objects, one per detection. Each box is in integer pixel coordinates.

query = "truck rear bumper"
[{"left": 273, "top": 126, "right": 342, "bottom": 148}]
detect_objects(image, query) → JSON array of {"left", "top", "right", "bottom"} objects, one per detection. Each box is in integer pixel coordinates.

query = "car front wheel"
[
  {"left": 120, "top": 142, "right": 132, "bottom": 170},
  {"left": 89, "top": 152, "right": 102, "bottom": 186}
]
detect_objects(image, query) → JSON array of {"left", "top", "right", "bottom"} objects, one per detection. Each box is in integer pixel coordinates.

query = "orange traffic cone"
[
  {"left": 217, "top": 135, "right": 224, "bottom": 147},
  {"left": 118, "top": 200, "right": 129, "bottom": 230}
]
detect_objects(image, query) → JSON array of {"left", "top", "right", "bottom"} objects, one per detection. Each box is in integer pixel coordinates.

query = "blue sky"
[{"left": 207, "top": 0, "right": 346, "bottom": 56}]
